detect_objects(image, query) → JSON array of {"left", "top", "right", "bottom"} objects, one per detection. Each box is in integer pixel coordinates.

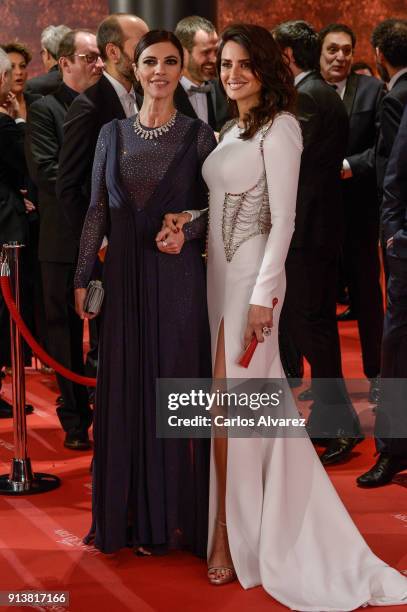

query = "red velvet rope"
[{"left": 0, "top": 274, "right": 96, "bottom": 388}]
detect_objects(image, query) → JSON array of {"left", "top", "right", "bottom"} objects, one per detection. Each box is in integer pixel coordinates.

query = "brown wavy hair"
[{"left": 217, "top": 24, "right": 296, "bottom": 140}]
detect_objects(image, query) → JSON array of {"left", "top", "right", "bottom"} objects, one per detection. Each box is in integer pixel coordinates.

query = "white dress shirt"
[
  {"left": 180, "top": 75, "right": 208, "bottom": 123},
  {"left": 103, "top": 71, "right": 138, "bottom": 118},
  {"left": 331, "top": 78, "right": 347, "bottom": 100},
  {"left": 294, "top": 71, "right": 312, "bottom": 86}
]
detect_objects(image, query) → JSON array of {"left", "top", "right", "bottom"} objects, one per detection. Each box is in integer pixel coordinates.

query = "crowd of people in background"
[{"left": 0, "top": 13, "right": 406, "bottom": 490}]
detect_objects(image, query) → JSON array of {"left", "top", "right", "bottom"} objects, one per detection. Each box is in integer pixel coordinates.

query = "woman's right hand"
[{"left": 75, "top": 288, "right": 98, "bottom": 320}]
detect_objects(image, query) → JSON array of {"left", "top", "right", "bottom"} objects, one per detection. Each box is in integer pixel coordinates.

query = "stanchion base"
[{"left": 0, "top": 473, "right": 61, "bottom": 495}]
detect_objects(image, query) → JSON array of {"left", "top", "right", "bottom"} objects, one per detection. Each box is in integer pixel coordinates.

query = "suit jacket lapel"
[
  {"left": 343, "top": 73, "right": 358, "bottom": 116},
  {"left": 392, "top": 72, "right": 407, "bottom": 91},
  {"left": 99, "top": 75, "right": 126, "bottom": 120},
  {"left": 295, "top": 71, "right": 317, "bottom": 89},
  {"left": 53, "top": 83, "right": 77, "bottom": 111},
  {"left": 174, "top": 83, "right": 198, "bottom": 119},
  {"left": 135, "top": 89, "right": 143, "bottom": 110}
]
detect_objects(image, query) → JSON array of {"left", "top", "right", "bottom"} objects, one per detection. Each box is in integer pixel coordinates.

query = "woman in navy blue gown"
[{"left": 74, "top": 30, "right": 216, "bottom": 555}]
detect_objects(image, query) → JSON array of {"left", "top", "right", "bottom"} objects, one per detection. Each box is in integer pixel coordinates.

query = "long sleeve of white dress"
[{"left": 250, "top": 114, "right": 302, "bottom": 307}]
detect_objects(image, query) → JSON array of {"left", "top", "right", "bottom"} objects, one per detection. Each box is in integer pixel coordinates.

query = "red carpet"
[{"left": 0, "top": 318, "right": 406, "bottom": 612}]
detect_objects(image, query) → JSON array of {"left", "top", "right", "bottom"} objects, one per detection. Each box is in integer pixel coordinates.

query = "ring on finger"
[{"left": 262, "top": 326, "right": 272, "bottom": 337}]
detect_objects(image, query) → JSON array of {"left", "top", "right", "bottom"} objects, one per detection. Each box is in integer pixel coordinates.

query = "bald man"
[{"left": 57, "top": 14, "right": 148, "bottom": 240}]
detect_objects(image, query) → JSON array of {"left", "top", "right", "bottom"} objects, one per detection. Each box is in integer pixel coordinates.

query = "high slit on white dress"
[{"left": 202, "top": 112, "right": 407, "bottom": 611}]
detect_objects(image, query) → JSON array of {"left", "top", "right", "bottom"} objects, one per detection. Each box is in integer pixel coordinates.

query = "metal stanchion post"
[{"left": 0, "top": 243, "right": 60, "bottom": 494}]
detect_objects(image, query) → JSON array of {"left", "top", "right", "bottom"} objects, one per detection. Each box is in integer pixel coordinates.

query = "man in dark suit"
[
  {"left": 26, "top": 30, "right": 104, "bottom": 449},
  {"left": 0, "top": 48, "right": 34, "bottom": 417},
  {"left": 56, "top": 14, "right": 148, "bottom": 241},
  {"left": 320, "top": 23, "right": 385, "bottom": 397},
  {"left": 174, "top": 15, "right": 229, "bottom": 131},
  {"left": 275, "top": 21, "right": 361, "bottom": 464},
  {"left": 56, "top": 14, "right": 148, "bottom": 387},
  {"left": 373, "top": 19, "right": 407, "bottom": 195},
  {"left": 357, "top": 106, "right": 407, "bottom": 486},
  {"left": 25, "top": 25, "right": 70, "bottom": 96}
]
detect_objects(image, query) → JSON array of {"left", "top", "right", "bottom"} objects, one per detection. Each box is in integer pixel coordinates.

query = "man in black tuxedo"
[
  {"left": 320, "top": 24, "right": 385, "bottom": 395},
  {"left": 357, "top": 106, "right": 407, "bottom": 486},
  {"left": 25, "top": 25, "right": 70, "bottom": 96},
  {"left": 373, "top": 19, "right": 407, "bottom": 196},
  {"left": 56, "top": 14, "right": 148, "bottom": 241},
  {"left": 26, "top": 30, "right": 104, "bottom": 449},
  {"left": 0, "top": 49, "right": 34, "bottom": 417},
  {"left": 275, "top": 21, "right": 361, "bottom": 465},
  {"left": 174, "top": 16, "right": 229, "bottom": 131}
]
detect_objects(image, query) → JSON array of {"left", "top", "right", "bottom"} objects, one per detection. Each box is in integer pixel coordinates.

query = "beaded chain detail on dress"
[
  {"left": 133, "top": 110, "right": 177, "bottom": 140},
  {"left": 222, "top": 123, "right": 272, "bottom": 263}
]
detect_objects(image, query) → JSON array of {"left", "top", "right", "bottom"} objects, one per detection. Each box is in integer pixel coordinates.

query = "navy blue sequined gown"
[{"left": 74, "top": 113, "right": 216, "bottom": 555}]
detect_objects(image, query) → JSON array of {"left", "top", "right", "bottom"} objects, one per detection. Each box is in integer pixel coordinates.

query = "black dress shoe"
[
  {"left": 0, "top": 397, "right": 34, "bottom": 418},
  {"left": 298, "top": 387, "right": 313, "bottom": 401},
  {"left": 368, "top": 376, "right": 380, "bottom": 405},
  {"left": 356, "top": 454, "right": 407, "bottom": 488},
  {"left": 337, "top": 307, "right": 356, "bottom": 322},
  {"left": 64, "top": 432, "right": 91, "bottom": 451},
  {"left": 320, "top": 436, "right": 364, "bottom": 465},
  {"left": 310, "top": 437, "right": 331, "bottom": 447}
]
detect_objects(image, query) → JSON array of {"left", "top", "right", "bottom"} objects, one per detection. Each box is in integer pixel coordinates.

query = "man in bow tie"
[{"left": 174, "top": 15, "right": 229, "bottom": 131}]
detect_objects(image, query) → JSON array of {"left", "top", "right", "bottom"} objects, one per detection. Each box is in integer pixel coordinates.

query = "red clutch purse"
[{"left": 238, "top": 298, "right": 278, "bottom": 368}]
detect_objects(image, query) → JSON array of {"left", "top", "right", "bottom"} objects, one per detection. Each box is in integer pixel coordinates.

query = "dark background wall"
[
  {"left": 0, "top": 0, "right": 108, "bottom": 76},
  {"left": 218, "top": 0, "right": 407, "bottom": 67},
  {"left": 0, "top": 0, "right": 405, "bottom": 77}
]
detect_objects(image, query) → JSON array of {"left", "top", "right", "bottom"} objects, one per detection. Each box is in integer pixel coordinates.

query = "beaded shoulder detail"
[{"left": 221, "top": 122, "right": 273, "bottom": 263}]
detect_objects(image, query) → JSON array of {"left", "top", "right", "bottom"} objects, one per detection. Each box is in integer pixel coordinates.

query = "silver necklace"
[{"left": 133, "top": 110, "right": 177, "bottom": 140}]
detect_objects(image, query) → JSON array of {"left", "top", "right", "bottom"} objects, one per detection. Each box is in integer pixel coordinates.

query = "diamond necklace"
[{"left": 133, "top": 110, "right": 177, "bottom": 140}]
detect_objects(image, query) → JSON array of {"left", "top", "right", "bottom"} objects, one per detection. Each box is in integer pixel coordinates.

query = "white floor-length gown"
[{"left": 202, "top": 112, "right": 407, "bottom": 611}]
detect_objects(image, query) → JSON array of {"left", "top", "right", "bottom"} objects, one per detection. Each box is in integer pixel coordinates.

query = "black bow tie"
[{"left": 188, "top": 83, "right": 212, "bottom": 94}]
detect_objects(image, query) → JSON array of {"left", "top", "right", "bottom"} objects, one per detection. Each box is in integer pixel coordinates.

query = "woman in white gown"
[{"left": 200, "top": 24, "right": 407, "bottom": 611}]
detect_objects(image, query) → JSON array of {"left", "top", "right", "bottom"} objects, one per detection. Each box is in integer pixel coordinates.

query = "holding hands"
[{"left": 155, "top": 211, "right": 192, "bottom": 254}]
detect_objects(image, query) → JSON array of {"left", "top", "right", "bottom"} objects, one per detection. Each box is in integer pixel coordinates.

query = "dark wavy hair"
[
  {"left": 274, "top": 20, "right": 320, "bottom": 71},
  {"left": 371, "top": 19, "right": 407, "bottom": 67},
  {"left": 319, "top": 23, "right": 356, "bottom": 49},
  {"left": 217, "top": 24, "right": 296, "bottom": 140},
  {"left": 1, "top": 41, "right": 32, "bottom": 65},
  {"left": 134, "top": 29, "right": 184, "bottom": 69}
]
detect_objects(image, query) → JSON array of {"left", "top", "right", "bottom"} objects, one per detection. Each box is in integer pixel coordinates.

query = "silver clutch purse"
[{"left": 83, "top": 280, "right": 104, "bottom": 315}]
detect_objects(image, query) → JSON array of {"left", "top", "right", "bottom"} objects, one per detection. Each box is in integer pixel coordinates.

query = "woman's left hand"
[
  {"left": 243, "top": 304, "right": 274, "bottom": 348},
  {"left": 155, "top": 227, "right": 185, "bottom": 255}
]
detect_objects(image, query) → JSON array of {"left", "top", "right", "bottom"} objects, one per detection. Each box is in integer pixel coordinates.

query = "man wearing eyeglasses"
[
  {"left": 25, "top": 29, "right": 103, "bottom": 450},
  {"left": 55, "top": 13, "right": 147, "bottom": 418},
  {"left": 56, "top": 14, "right": 148, "bottom": 241}
]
